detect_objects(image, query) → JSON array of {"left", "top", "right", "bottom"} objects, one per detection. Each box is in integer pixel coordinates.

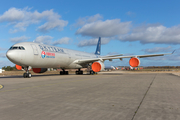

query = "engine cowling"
[
  {"left": 129, "top": 57, "right": 140, "bottom": 67},
  {"left": 91, "top": 61, "right": 105, "bottom": 72},
  {"left": 16, "top": 64, "right": 22, "bottom": 70},
  {"left": 32, "top": 68, "right": 47, "bottom": 73}
]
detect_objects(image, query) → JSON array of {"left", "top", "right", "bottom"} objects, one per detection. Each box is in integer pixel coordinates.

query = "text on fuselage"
[{"left": 39, "top": 45, "right": 65, "bottom": 53}]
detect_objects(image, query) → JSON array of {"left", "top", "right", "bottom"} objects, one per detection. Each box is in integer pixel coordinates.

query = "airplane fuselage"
[{"left": 6, "top": 42, "right": 99, "bottom": 69}]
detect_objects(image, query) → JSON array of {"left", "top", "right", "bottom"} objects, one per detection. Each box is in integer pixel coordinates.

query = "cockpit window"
[
  {"left": 21, "top": 47, "right": 25, "bottom": 50},
  {"left": 9, "top": 46, "right": 25, "bottom": 50}
]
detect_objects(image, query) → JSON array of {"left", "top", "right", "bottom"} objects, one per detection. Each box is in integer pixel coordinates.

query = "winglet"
[
  {"left": 95, "top": 37, "right": 101, "bottom": 55},
  {"left": 172, "top": 50, "right": 176, "bottom": 54}
]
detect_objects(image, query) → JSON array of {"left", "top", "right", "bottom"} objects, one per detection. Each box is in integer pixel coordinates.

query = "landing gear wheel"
[
  {"left": 89, "top": 70, "right": 96, "bottom": 75},
  {"left": 23, "top": 73, "right": 27, "bottom": 78},
  {"left": 28, "top": 73, "right": 32, "bottom": 78},
  {"left": 23, "top": 73, "right": 31, "bottom": 78},
  {"left": 65, "top": 71, "right": 69, "bottom": 75},
  {"left": 23, "top": 66, "right": 31, "bottom": 78},
  {"left": 60, "top": 70, "right": 69, "bottom": 75},
  {"left": 75, "top": 69, "right": 83, "bottom": 75}
]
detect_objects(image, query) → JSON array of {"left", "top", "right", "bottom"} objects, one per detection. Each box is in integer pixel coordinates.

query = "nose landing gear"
[{"left": 23, "top": 67, "right": 31, "bottom": 78}]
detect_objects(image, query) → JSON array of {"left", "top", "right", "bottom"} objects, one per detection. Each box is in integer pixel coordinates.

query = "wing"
[
  {"left": 73, "top": 51, "right": 174, "bottom": 64},
  {"left": 102, "top": 54, "right": 123, "bottom": 57}
]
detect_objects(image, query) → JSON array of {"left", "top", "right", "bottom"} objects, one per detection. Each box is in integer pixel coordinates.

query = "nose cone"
[
  {"left": 6, "top": 50, "right": 15, "bottom": 60},
  {"left": 6, "top": 50, "right": 20, "bottom": 64}
]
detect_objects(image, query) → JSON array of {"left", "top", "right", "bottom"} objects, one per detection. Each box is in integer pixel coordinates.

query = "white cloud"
[
  {"left": 9, "top": 28, "right": 26, "bottom": 33},
  {"left": 37, "top": 19, "right": 68, "bottom": 32},
  {"left": 34, "top": 35, "right": 53, "bottom": 44},
  {"left": 78, "top": 37, "right": 111, "bottom": 47},
  {"left": 142, "top": 46, "right": 172, "bottom": 53},
  {"left": 118, "top": 24, "right": 180, "bottom": 44},
  {"left": 145, "top": 54, "right": 180, "bottom": 61},
  {"left": 143, "top": 48, "right": 180, "bottom": 62},
  {"left": 0, "top": 7, "right": 68, "bottom": 33},
  {"left": 0, "top": 7, "right": 25, "bottom": 22},
  {"left": 73, "top": 14, "right": 103, "bottom": 27},
  {"left": 10, "top": 36, "right": 30, "bottom": 43},
  {"left": 106, "top": 52, "right": 120, "bottom": 55},
  {"left": 53, "top": 37, "right": 71, "bottom": 45},
  {"left": 34, "top": 36, "right": 72, "bottom": 45},
  {"left": 76, "top": 19, "right": 131, "bottom": 37}
]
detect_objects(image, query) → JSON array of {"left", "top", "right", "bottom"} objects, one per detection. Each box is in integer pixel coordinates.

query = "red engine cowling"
[
  {"left": 91, "top": 61, "right": 105, "bottom": 72},
  {"left": 16, "top": 64, "right": 22, "bottom": 70},
  {"left": 32, "top": 68, "right": 47, "bottom": 73},
  {"left": 129, "top": 58, "right": 140, "bottom": 67}
]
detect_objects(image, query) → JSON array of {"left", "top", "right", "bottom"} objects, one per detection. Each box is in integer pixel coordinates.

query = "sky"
[{"left": 0, "top": 0, "right": 180, "bottom": 68}]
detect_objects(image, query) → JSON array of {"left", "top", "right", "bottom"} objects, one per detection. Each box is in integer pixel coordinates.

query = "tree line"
[{"left": 2, "top": 66, "right": 16, "bottom": 71}]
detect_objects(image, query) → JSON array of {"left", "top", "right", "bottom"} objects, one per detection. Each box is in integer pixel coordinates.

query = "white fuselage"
[{"left": 6, "top": 42, "right": 99, "bottom": 69}]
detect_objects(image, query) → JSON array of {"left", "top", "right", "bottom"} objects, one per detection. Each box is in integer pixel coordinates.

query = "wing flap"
[
  {"left": 73, "top": 58, "right": 102, "bottom": 64},
  {"left": 102, "top": 54, "right": 123, "bottom": 57}
]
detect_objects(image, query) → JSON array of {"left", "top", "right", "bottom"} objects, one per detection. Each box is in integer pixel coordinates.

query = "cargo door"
[{"left": 31, "top": 44, "right": 39, "bottom": 55}]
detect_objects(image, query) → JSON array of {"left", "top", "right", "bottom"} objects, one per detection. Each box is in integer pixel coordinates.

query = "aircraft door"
[
  {"left": 66, "top": 50, "right": 71, "bottom": 64},
  {"left": 31, "top": 44, "right": 39, "bottom": 55}
]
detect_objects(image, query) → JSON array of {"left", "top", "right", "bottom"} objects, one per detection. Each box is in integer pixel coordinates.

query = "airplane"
[{"left": 6, "top": 37, "right": 174, "bottom": 78}]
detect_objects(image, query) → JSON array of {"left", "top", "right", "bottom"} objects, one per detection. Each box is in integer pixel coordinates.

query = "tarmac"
[{"left": 0, "top": 72, "right": 180, "bottom": 120}]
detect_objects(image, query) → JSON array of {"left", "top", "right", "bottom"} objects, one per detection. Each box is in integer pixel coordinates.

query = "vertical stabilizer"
[{"left": 95, "top": 37, "right": 101, "bottom": 55}]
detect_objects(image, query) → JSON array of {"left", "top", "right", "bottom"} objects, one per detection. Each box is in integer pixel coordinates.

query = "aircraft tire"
[
  {"left": 28, "top": 73, "right": 32, "bottom": 78},
  {"left": 60, "top": 71, "right": 68, "bottom": 75},
  {"left": 60, "top": 71, "right": 63, "bottom": 75},
  {"left": 89, "top": 70, "right": 95, "bottom": 75},
  {"left": 90, "top": 70, "right": 97, "bottom": 75},
  {"left": 23, "top": 73, "right": 31, "bottom": 78},
  {"left": 75, "top": 70, "right": 83, "bottom": 75},
  {"left": 23, "top": 73, "right": 27, "bottom": 78}
]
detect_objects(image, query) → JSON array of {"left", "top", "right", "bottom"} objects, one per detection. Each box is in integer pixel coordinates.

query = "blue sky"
[{"left": 0, "top": 0, "right": 180, "bottom": 68}]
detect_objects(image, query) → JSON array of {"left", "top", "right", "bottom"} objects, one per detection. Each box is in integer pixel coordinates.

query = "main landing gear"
[
  {"left": 76, "top": 69, "right": 83, "bottom": 75},
  {"left": 60, "top": 69, "right": 69, "bottom": 75},
  {"left": 89, "top": 70, "right": 97, "bottom": 75},
  {"left": 23, "top": 67, "right": 31, "bottom": 78},
  {"left": 87, "top": 66, "right": 97, "bottom": 75}
]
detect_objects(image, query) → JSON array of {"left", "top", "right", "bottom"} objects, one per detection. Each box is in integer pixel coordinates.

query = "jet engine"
[
  {"left": 91, "top": 61, "right": 105, "bottom": 72},
  {"left": 32, "top": 68, "right": 47, "bottom": 73},
  {"left": 129, "top": 57, "right": 140, "bottom": 67}
]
